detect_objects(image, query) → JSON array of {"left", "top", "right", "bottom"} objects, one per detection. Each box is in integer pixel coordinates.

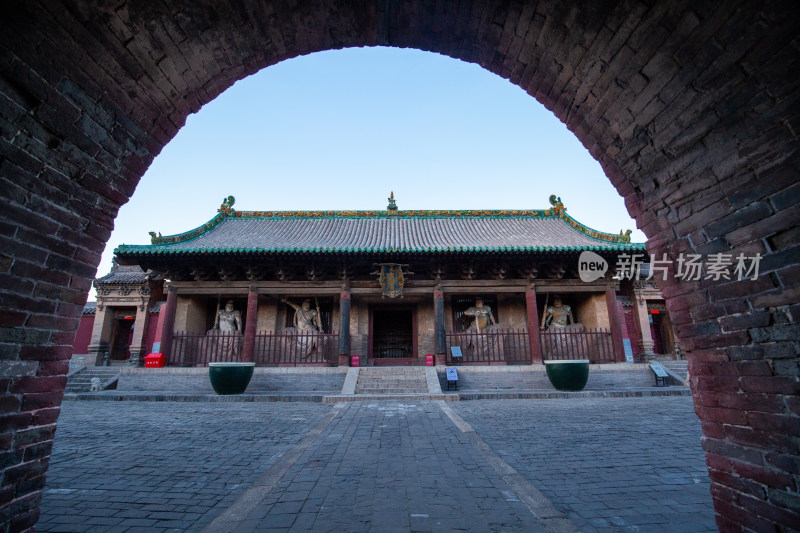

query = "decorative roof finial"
[
  {"left": 218, "top": 195, "right": 236, "bottom": 216},
  {"left": 548, "top": 195, "right": 566, "bottom": 215},
  {"left": 387, "top": 191, "right": 398, "bottom": 213}
]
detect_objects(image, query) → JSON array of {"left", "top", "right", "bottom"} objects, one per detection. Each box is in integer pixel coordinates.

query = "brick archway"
[{"left": 1, "top": 2, "right": 797, "bottom": 530}]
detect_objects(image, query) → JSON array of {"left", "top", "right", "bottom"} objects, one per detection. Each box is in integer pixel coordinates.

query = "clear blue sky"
[{"left": 96, "top": 47, "right": 645, "bottom": 298}]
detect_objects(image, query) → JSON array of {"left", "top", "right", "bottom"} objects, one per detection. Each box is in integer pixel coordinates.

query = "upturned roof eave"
[
  {"left": 114, "top": 243, "right": 647, "bottom": 256},
  {"left": 116, "top": 194, "right": 644, "bottom": 256}
]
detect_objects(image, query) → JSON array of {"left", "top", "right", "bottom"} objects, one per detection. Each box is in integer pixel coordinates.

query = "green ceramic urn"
[
  {"left": 544, "top": 360, "right": 590, "bottom": 391},
  {"left": 208, "top": 362, "right": 255, "bottom": 395}
]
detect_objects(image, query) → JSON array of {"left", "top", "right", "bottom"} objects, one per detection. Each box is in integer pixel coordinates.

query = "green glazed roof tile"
[{"left": 116, "top": 196, "right": 645, "bottom": 257}]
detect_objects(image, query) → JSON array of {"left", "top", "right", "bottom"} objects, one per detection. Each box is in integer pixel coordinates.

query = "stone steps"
[
  {"left": 65, "top": 368, "right": 120, "bottom": 393},
  {"left": 355, "top": 367, "right": 429, "bottom": 394}
]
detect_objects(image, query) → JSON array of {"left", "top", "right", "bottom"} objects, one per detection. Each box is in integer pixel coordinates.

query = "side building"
[{"left": 76, "top": 194, "right": 675, "bottom": 367}]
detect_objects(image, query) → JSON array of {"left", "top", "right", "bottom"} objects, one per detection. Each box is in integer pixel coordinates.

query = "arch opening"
[{"left": 1, "top": 2, "right": 798, "bottom": 531}]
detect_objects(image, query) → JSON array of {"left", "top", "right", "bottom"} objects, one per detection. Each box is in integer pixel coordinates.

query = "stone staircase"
[
  {"left": 65, "top": 367, "right": 120, "bottom": 393},
  {"left": 354, "top": 367, "right": 429, "bottom": 395}
]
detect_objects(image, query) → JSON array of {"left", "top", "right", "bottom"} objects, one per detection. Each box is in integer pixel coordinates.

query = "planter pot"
[
  {"left": 208, "top": 362, "right": 255, "bottom": 395},
  {"left": 544, "top": 360, "right": 590, "bottom": 391}
]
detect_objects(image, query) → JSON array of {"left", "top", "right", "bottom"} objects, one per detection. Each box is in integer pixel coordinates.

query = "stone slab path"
[{"left": 39, "top": 397, "right": 715, "bottom": 532}]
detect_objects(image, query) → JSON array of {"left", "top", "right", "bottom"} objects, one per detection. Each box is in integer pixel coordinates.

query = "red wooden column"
[
  {"left": 242, "top": 286, "right": 259, "bottom": 363},
  {"left": 525, "top": 287, "right": 543, "bottom": 364},
  {"left": 434, "top": 289, "right": 446, "bottom": 365},
  {"left": 606, "top": 285, "right": 626, "bottom": 363},
  {"left": 338, "top": 290, "right": 351, "bottom": 366},
  {"left": 155, "top": 285, "right": 178, "bottom": 362}
]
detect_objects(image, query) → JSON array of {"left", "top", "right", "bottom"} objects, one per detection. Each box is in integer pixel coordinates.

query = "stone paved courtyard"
[{"left": 39, "top": 397, "right": 715, "bottom": 532}]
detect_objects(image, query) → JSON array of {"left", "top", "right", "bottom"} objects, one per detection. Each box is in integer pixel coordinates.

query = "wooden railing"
[
  {"left": 444, "top": 327, "right": 617, "bottom": 364},
  {"left": 540, "top": 327, "right": 615, "bottom": 363},
  {"left": 170, "top": 328, "right": 616, "bottom": 366},
  {"left": 169, "top": 331, "right": 339, "bottom": 367},
  {"left": 254, "top": 331, "right": 338, "bottom": 366},
  {"left": 445, "top": 329, "right": 530, "bottom": 365},
  {"left": 170, "top": 331, "right": 243, "bottom": 366}
]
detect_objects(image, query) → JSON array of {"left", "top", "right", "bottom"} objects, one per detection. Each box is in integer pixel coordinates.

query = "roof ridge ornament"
[
  {"left": 549, "top": 195, "right": 566, "bottom": 215},
  {"left": 387, "top": 191, "right": 398, "bottom": 214},
  {"left": 218, "top": 195, "right": 236, "bottom": 216}
]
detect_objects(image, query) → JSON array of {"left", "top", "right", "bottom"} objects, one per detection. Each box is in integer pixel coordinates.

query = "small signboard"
[
  {"left": 650, "top": 364, "right": 669, "bottom": 386},
  {"left": 622, "top": 338, "right": 633, "bottom": 363},
  {"left": 450, "top": 346, "right": 463, "bottom": 364},
  {"left": 650, "top": 364, "right": 668, "bottom": 377},
  {"left": 445, "top": 367, "right": 459, "bottom": 391}
]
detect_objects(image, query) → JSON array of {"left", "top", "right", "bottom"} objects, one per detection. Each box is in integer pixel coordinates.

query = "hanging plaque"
[{"left": 377, "top": 263, "right": 406, "bottom": 298}]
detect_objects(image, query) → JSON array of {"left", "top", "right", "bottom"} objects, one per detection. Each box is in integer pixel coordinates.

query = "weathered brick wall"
[{"left": 0, "top": 1, "right": 797, "bottom": 530}]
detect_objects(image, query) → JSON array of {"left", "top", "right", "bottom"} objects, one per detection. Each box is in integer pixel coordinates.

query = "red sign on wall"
[{"left": 351, "top": 355, "right": 360, "bottom": 367}]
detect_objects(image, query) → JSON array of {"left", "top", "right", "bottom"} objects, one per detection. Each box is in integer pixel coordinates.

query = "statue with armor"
[
  {"left": 540, "top": 295, "right": 574, "bottom": 330},
  {"left": 281, "top": 298, "right": 325, "bottom": 360},
  {"left": 214, "top": 300, "right": 243, "bottom": 333},
  {"left": 464, "top": 297, "right": 497, "bottom": 332},
  {"left": 210, "top": 299, "right": 243, "bottom": 360}
]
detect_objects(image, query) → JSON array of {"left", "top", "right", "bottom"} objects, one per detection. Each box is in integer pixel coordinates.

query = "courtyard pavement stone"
[
  {"left": 452, "top": 397, "right": 716, "bottom": 532},
  {"left": 39, "top": 397, "right": 714, "bottom": 532}
]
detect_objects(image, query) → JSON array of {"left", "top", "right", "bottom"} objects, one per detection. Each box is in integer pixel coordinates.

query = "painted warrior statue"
[
  {"left": 540, "top": 295, "right": 574, "bottom": 330},
  {"left": 214, "top": 300, "right": 243, "bottom": 332},
  {"left": 281, "top": 298, "right": 325, "bottom": 359},
  {"left": 281, "top": 298, "right": 322, "bottom": 333},
  {"left": 210, "top": 300, "right": 243, "bottom": 360},
  {"left": 464, "top": 297, "right": 500, "bottom": 354},
  {"left": 464, "top": 297, "right": 497, "bottom": 332},
  {"left": 540, "top": 295, "right": 588, "bottom": 358}
]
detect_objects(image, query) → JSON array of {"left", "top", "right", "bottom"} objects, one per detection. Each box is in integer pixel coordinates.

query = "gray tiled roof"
[
  {"left": 95, "top": 264, "right": 161, "bottom": 284},
  {"left": 116, "top": 213, "right": 644, "bottom": 256}
]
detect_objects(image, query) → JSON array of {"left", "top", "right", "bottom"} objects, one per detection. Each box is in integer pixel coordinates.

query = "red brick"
[
  {"left": 694, "top": 404, "right": 748, "bottom": 425},
  {"left": 11, "top": 425, "right": 56, "bottom": 449},
  {"left": 732, "top": 460, "right": 796, "bottom": 491},
  {"left": 0, "top": 395, "right": 21, "bottom": 415},
  {"left": 726, "top": 426, "right": 798, "bottom": 455},
  {"left": 22, "top": 441, "right": 52, "bottom": 462},
  {"left": 21, "top": 392, "right": 62, "bottom": 411},
  {"left": 747, "top": 412, "right": 800, "bottom": 437},
  {"left": 9, "top": 376, "right": 66, "bottom": 394},
  {"left": 709, "top": 468, "right": 768, "bottom": 499},
  {"left": 739, "top": 376, "right": 800, "bottom": 395},
  {"left": 0, "top": 310, "right": 28, "bottom": 328},
  {"left": 711, "top": 493, "right": 780, "bottom": 532},
  {"left": 694, "top": 389, "right": 785, "bottom": 413},
  {"left": 18, "top": 344, "right": 72, "bottom": 361},
  {"left": 2, "top": 457, "right": 49, "bottom": 485},
  {"left": 0, "top": 413, "right": 33, "bottom": 432},
  {"left": 35, "top": 360, "right": 69, "bottom": 377},
  {"left": 719, "top": 310, "right": 771, "bottom": 332}
]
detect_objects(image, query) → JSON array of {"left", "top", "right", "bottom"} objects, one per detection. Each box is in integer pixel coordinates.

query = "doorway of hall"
[
  {"left": 369, "top": 308, "right": 417, "bottom": 366},
  {"left": 109, "top": 308, "right": 136, "bottom": 362}
]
